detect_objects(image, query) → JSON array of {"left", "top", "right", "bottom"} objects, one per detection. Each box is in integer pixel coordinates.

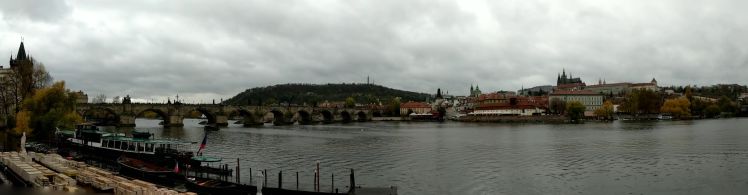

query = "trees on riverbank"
[{"left": 13, "top": 81, "right": 82, "bottom": 139}]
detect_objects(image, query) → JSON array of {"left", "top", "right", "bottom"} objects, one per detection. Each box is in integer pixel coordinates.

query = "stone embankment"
[{"left": 458, "top": 115, "right": 567, "bottom": 123}]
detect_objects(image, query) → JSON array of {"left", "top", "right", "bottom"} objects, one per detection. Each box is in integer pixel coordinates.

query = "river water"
[{"left": 115, "top": 118, "right": 748, "bottom": 194}]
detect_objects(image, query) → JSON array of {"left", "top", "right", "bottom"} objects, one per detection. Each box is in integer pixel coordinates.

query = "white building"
[{"left": 549, "top": 90, "right": 604, "bottom": 116}]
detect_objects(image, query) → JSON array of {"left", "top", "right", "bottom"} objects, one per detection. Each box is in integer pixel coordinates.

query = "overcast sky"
[{"left": 1, "top": 0, "right": 746, "bottom": 103}]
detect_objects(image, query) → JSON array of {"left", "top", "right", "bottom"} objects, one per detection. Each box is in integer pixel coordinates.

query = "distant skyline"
[{"left": 1, "top": 0, "right": 747, "bottom": 103}]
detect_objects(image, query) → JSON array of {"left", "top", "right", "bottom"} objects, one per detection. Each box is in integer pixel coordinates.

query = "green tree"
[
  {"left": 718, "top": 96, "right": 737, "bottom": 114},
  {"left": 386, "top": 98, "right": 401, "bottom": 117},
  {"left": 594, "top": 100, "right": 614, "bottom": 120},
  {"left": 263, "top": 98, "right": 277, "bottom": 106},
  {"left": 18, "top": 81, "right": 83, "bottom": 139},
  {"left": 621, "top": 89, "right": 662, "bottom": 115},
  {"left": 566, "top": 101, "right": 586, "bottom": 123},
  {"left": 345, "top": 97, "right": 356, "bottom": 108},
  {"left": 705, "top": 104, "right": 721, "bottom": 118},
  {"left": 660, "top": 97, "right": 691, "bottom": 119},
  {"left": 690, "top": 98, "right": 708, "bottom": 118}
]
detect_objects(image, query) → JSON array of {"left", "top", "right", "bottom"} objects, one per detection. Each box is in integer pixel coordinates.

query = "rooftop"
[{"left": 401, "top": 101, "right": 431, "bottom": 108}]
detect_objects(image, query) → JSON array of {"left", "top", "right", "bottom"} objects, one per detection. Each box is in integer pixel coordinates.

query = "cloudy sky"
[{"left": 1, "top": 0, "right": 746, "bottom": 103}]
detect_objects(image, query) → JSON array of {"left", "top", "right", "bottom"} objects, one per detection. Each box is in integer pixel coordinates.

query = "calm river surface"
[{"left": 126, "top": 118, "right": 748, "bottom": 195}]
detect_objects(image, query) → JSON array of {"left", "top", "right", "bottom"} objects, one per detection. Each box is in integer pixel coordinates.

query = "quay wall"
[{"left": 458, "top": 115, "right": 566, "bottom": 123}]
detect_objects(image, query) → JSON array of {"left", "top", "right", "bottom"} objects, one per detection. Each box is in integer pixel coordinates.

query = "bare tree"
[
  {"left": 112, "top": 96, "right": 121, "bottom": 104},
  {"left": 31, "top": 61, "right": 53, "bottom": 89},
  {"left": 92, "top": 94, "right": 107, "bottom": 104}
]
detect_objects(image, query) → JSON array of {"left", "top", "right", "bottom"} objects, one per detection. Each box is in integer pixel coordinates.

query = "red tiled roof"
[
  {"left": 401, "top": 101, "right": 431, "bottom": 108},
  {"left": 475, "top": 104, "right": 543, "bottom": 110}
]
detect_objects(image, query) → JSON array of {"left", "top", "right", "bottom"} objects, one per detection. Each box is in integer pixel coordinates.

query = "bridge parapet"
[{"left": 76, "top": 103, "right": 375, "bottom": 127}]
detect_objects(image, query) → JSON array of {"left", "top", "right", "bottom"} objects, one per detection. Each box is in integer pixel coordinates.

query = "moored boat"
[
  {"left": 59, "top": 124, "right": 196, "bottom": 164},
  {"left": 117, "top": 155, "right": 181, "bottom": 187},
  {"left": 185, "top": 176, "right": 257, "bottom": 195}
]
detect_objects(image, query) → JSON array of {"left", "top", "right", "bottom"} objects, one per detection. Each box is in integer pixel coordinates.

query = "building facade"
[
  {"left": 400, "top": 101, "right": 432, "bottom": 115},
  {"left": 586, "top": 78, "right": 659, "bottom": 95},
  {"left": 469, "top": 92, "right": 548, "bottom": 116},
  {"left": 549, "top": 90, "right": 604, "bottom": 116}
]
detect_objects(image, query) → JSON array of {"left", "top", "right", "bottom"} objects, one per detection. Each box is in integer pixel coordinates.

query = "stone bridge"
[{"left": 76, "top": 103, "right": 378, "bottom": 127}]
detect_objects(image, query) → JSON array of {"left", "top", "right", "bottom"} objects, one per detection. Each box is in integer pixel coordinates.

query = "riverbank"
[{"left": 457, "top": 115, "right": 567, "bottom": 123}]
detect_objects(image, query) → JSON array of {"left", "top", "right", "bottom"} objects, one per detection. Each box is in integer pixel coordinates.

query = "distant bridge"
[{"left": 76, "top": 103, "right": 379, "bottom": 127}]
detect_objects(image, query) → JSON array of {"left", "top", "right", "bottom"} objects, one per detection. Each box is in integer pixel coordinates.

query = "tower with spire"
[
  {"left": 9, "top": 41, "right": 28, "bottom": 69},
  {"left": 470, "top": 85, "right": 482, "bottom": 97},
  {"left": 8, "top": 41, "right": 35, "bottom": 100}
]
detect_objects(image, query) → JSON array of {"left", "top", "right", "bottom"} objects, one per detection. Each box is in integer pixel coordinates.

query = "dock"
[
  {"left": 0, "top": 151, "right": 196, "bottom": 195},
  {"left": 353, "top": 186, "right": 398, "bottom": 195}
]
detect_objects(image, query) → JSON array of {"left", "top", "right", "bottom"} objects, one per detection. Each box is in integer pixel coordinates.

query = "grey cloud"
[
  {"left": 1, "top": 0, "right": 747, "bottom": 102},
  {"left": 0, "top": 0, "right": 71, "bottom": 22}
]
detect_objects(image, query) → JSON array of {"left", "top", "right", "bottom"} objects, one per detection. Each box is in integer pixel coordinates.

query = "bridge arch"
[
  {"left": 263, "top": 110, "right": 286, "bottom": 125},
  {"left": 229, "top": 109, "right": 259, "bottom": 126},
  {"left": 340, "top": 111, "right": 352, "bottom": 123},
  {"left": 135, "top": 108, "right": 170, "bottom": 127},
  {"left": 319, "top": 110, "right": 334, "bottom": 124},
  {"left": 81, "top": 107, "right": 120, "bottom": 126},
  {"left": 186, "top": 108, "right": 217, "bottom": 125},
  {"left": 372, "top": 110, "right": 382, "bottom": 117},
  {"left": 296, "top": 110, "right": 312, "bottom": 125},
  {"left": 356, "top": 111, "right": 367, "bottom": 122}
]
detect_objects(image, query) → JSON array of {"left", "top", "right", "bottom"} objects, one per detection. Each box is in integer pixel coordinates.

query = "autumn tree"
[
  {"left": 594, "top": 100, "right": 614, "bottom": 120},
  {"left": 660, "top": 97, "right": 691, "bottom": 119},
  {"left": 17, "top": 81, "right": 83, "bottom": 139},
  {"left": 12, "top": 110, "right": 32, "bottom": 135}
]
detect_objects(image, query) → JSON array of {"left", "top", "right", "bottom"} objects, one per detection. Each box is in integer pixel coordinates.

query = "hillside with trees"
[{"left": 224, "top": 83, "right": 431, "bottom": 107}]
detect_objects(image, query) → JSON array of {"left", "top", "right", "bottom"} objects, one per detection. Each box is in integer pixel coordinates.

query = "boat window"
[{"left": 137, "top": 143, "right": 144, "bottom": 152}]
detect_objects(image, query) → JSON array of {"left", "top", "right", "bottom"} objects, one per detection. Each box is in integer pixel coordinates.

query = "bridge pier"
[
  {"left": 215, "top": 115, "right": 228, "bottom": 127},
  {"left": 165, "top": 115, "right": 184, "bottom": 127},
  {"left": 119, "top": 115, "right": 136, "bottom": 127}
]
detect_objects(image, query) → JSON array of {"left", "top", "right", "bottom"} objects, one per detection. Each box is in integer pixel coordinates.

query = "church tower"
[{"left": 10, "top": 41, "right": 28, "bottom": 69}]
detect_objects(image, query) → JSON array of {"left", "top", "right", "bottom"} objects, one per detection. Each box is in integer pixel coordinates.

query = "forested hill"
[{"left": 224, "top": 83, "right": 432, "bottom": 106}]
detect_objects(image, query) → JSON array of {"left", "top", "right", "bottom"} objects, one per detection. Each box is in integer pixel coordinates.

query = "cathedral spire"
[{"left": 17, "top": 41, "right": 26, "bottom": 60}]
